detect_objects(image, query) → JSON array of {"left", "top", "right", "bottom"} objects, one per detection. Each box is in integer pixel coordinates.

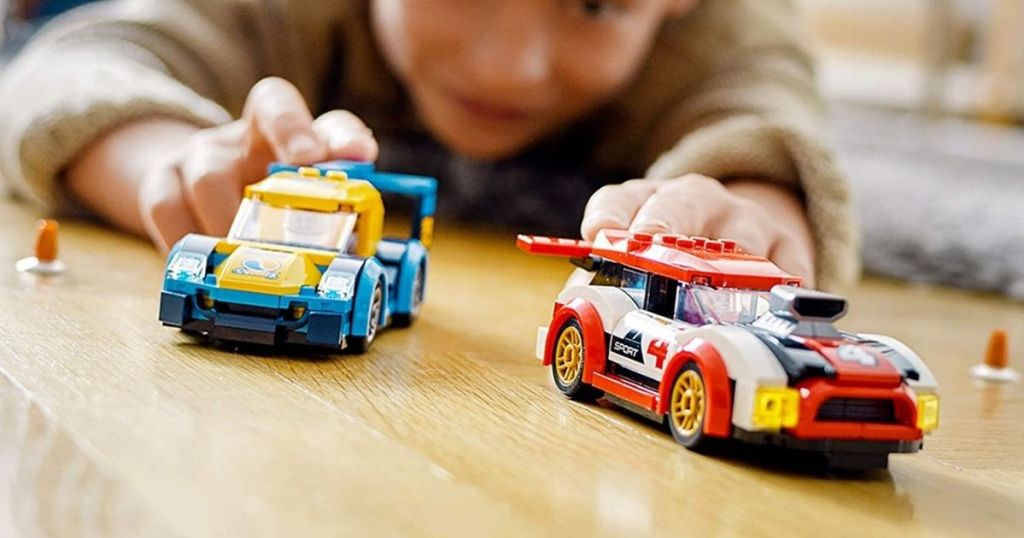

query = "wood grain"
[{"left": 1, "top": 198, "right": 1022, "bottom": 537}]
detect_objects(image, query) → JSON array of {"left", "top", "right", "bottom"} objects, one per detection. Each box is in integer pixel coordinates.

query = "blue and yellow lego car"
[{"left": 158, "top": 161, "right": 437, "bottom": 352}]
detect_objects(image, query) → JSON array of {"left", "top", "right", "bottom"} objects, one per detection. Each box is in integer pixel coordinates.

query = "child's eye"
[{"left": 572, "top": 0, "right": 625, "bottom": 19}]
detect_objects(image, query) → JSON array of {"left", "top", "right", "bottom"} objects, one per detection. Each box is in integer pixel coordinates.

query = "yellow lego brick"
[
  {"left": 916, "top": 393, "right": 939, "bottom": 433},
  {"left": 751, "top": 387, "right": 800, "bottom": 431},
  {"left": 215, "top": 245, "right": 322, "bottom": 296}
]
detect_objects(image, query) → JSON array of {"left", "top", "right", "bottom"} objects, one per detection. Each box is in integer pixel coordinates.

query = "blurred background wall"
[
  {"left": 800, "top": 0, "right": 1024, "bottom": 300},
  {"left": 801, "top": 0, "right": 1023, "bottom": 121}
]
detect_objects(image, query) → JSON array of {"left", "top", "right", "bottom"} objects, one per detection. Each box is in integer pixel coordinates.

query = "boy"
[{"left": 0, "top": 0, "right": 857, "bottom": 289}]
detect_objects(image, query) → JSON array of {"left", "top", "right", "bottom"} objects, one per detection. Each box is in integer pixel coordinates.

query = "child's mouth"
[{"left": 448, "top": 91, "right": 536, "bottom": 123}]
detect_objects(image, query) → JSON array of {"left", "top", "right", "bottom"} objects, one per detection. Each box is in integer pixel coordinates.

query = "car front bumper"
[
  {"left": 159, "top": 291, "right": 348, "bottom": 348},
  {"left": 732, "top": 427, "right": 922, "bottom": 469}
]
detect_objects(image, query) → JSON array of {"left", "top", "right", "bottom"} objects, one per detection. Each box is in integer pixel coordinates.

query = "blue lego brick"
[
  {"left": 159, "top": 291, "right": 190, "bottom": 327},
  {"left": 393, "top": 241, "right": 427, "bottom": 315},
  {"left": 306, "top": 313, "right": 346, "bottom": 346},
  {"left": 215, "top": 312, "right": 278, "bottom": 333},
  {"left": 162, "top": 279, "right": 348, "bottom": 314},
  {"left": 214, "top": 288, "right": 287, "bottom": 309},
  {"left": 351, "top": 258, "right": 387, "bottom": 337}
]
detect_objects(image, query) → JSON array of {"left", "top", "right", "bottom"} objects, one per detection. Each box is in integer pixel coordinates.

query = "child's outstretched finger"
[
  {"left": 581, "top": 179, "right": 658, "bottom": 240},
  {"left": 178, "top": 140, "right": 244, "bottom": 236},
  {"left": 313, "top": 110, "right": 379, "bottom": 161},
  {"left": 722, "top": 179, "right": 815, "bottom": 282},
  {"left": 627, "top": 175, "right": 729, "bottom": 236},
  {"left": 243, "top": 77, "right": 326, "bottom": 164},
  {"left": 138, "top": 157, "right": 200, "bottom": 254},
  {"left": 706, "top": 215, "right": 774, "bottom": 257},
  {"left": 770, "top": 238, "right": 816, "bottom": 287}
]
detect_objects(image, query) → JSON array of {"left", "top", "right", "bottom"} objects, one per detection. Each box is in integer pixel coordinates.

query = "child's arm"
[
  {"left": 583, "top": 0, "right": 857, "bottom": 290},
  {"left": 0, "top": 0, "right": 365, "bottom": 248}
]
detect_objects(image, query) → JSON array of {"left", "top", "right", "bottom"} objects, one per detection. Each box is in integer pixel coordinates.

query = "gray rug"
[{"left": 830, "top": 105, "right": 1024, "bottom": 300}]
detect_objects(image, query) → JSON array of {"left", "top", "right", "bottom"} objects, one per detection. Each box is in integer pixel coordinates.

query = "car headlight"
[
  {"left": 916, "top": 393, "right": 939, "bottom": 433},
  {"left": 167, "top": 253, "right": 207, "bottom": 283},
  {"left": 318, "top": 273, "right": 355, "bottom": 300},
  {"left": 752, "top": 387, "right": 800, "bottom": 430}
]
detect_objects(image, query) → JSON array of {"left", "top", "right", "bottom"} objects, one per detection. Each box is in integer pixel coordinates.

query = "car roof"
[
  {"left": 591, "top": 230, "right": 800, "bottom": 291},
  {"left": 244, "top": 167, "right": 382, "bottom": 213}
]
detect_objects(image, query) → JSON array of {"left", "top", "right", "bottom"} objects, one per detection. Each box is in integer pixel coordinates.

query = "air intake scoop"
[
  {"left": 770, "top": 286, "right": 848, "bottom": 322},
  {"left": 755, "top": 286, "right": 849, "bottom": 339}
]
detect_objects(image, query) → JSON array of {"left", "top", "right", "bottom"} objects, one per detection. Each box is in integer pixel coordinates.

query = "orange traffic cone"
[
  {"left": 16, "top": 219, "right": 66, "bottom": 275},
  {"left": 985, "top": 330, "right": 1009, "bottom": 369},
  {"left": 971, "top": 330, "right": 1019, "bottom": 382}
]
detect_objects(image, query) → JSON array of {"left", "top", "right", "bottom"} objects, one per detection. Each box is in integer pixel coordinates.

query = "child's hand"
[
  {"left": 68, "top": 77, "right": 377, "bottom": 252},
  {"left": 580, "top": 175, "right": 816, "bottom": 287},
  {"left": 137, "top": 77, "right": 378, "bottom": 251}
]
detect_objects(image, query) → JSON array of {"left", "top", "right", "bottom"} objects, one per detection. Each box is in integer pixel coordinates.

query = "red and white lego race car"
[{"left": 518, "top": 230, "right": 939, "bottom": 469}]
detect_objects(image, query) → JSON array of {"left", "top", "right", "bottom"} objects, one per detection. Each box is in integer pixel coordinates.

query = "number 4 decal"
[{"left": 647, "top": 338, "right": 670, "bottom": 369}]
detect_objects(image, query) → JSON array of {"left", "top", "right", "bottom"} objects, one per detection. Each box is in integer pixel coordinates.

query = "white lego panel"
[
  {"left": 859, "top": 333, "right": 938, "bottom": 392},
  {"left": 607, "top": 352, "right": 657, "bottom": 379},
  {"left": 675, "top": 326, "right": 788, "bottom": 385},
  {"left": 608, "top": 310, "right": 692, "bottom": 381},
  {"left": 535, "top": 326, "right": 549, "bottom": 361},
  {"left": 731, "top": 379, "right": 762, "bottom": 431},
  {"left": 556, "top": 285, "right": 639, "bottom": 332}
]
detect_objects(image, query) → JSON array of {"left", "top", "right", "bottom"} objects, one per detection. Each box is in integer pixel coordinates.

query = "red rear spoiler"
[{"left": 516, "top": 235, "right": 593, "bottom": 258}]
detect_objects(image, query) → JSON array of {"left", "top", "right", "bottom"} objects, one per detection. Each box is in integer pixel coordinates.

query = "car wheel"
[
  {"left": 391, "top": 264, "right": 424, "bottom": 328},
  {"left": 349, "top": 282, "right": 383, "bottom": 353},
  {"left": 551, "top": 318, "right": 603, "bottom": 401},
  {"left": 666, "top": 363, "right": 709, "bottom": 449}
]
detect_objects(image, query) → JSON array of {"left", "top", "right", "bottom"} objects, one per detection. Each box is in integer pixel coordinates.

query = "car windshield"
[
  {"left": 228, "top": 198, "right": 358, "bottom": 252},
  {"left": 683, "top": 286, "right": 771, "bottom": 325}
]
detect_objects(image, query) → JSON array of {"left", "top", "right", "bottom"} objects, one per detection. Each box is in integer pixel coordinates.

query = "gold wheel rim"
[
  {"left": 554, "top": 326, "right": 583, "bottom": 385},
  {"left": 670, "top": 370, "right": 706, "bottom": 436}
]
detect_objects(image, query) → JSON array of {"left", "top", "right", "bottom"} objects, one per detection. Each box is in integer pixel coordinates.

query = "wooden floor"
[{"left": 1, "top": 198, "right": 1022, "bottom": 537}]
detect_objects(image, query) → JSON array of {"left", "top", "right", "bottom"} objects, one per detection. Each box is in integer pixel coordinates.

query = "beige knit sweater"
[{"left": 0, "top": 0, "right": 858, "bottom": 289}]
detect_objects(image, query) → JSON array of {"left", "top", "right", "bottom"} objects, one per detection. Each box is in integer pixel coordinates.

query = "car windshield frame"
[
  {"left": 227, "top": 197, "right": 358, "bottom": 253},
  {"left": 678, "top": 285, "right": 771, "bottom": 325}
]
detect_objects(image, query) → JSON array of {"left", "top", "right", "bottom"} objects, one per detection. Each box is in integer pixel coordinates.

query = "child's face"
[{"left": 372, "top": 0, "right": 697, "bottom": 160}]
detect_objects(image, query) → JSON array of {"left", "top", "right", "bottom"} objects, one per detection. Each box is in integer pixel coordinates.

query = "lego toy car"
[
  {"left": 159, "top": 161, "right": 437, "bottom": 352},
  {"left": 518, "top": 230, "right": 939, "bottom": 469}
]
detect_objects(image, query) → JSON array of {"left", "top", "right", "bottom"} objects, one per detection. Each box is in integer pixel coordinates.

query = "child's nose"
[{"left": 467, "top": 5, "right": 553, "bottom": 91}]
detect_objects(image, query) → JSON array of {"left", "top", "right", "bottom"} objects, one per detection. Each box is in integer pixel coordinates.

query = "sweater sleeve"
[
  {"left": 0, "top": 0, "right": 340, "bottom": 210},
  {"left": 641, "top": 0, "right": 859, "bottom": 291}
]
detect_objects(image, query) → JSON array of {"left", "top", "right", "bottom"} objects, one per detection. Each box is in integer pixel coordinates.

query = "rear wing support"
[{"left": 516, "top": 235, "right": 593, "bottom": 258}]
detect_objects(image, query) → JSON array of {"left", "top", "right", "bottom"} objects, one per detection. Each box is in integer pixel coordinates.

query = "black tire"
[
  {"left": 665, "top": 362, "right": 711, "bottom": 449},
  {"left": 349, "top": 282, "right": 384, "bottom": 353},
  {"left": 391, "top": 263, "right": 424, "bottom": 328},
  {"left": 550, "top": 318, "right": 603, "bottom": 401}
]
